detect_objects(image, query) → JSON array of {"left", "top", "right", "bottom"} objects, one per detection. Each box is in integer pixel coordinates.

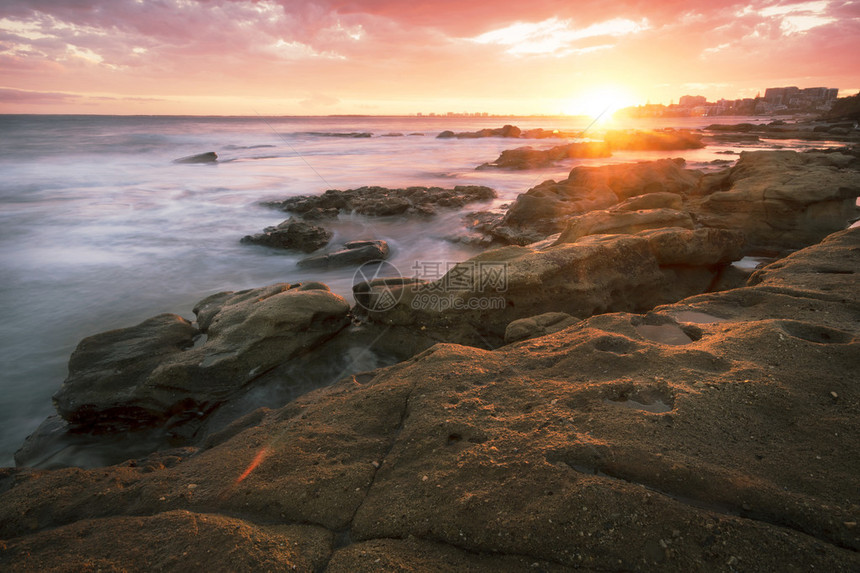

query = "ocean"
[{"left": 0, "top": 113, "right": 832, "bottom": 466}]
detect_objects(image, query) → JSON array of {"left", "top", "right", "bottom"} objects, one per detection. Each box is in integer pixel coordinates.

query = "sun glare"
[{"left": 564, "top": 87, "right": 637, "bottom": 121}]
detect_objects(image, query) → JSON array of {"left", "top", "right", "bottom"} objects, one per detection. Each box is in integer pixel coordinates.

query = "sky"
[{"left": 0, "top": 0, "right": 858, "bottom": 115}]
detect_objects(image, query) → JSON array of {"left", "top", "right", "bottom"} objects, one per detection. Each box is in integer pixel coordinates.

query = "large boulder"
[
  {"left": 692, "top": 150, "right": 860, "bottom": 250},
  {"left": 240, "top": 218, "right": 332, "bottom": 252},
  {"left": 488, "top": 159, "right": 702, "bottom": 244},
  {"left": 53, "top": 283, "right": 350, "bottom": 432},
  {"left": 357, "top": 227, "right": 741, "bottom": 347}
]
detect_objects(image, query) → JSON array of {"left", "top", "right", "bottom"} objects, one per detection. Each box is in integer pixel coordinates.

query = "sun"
[{"left": 563, "top": 86, "right": 638, "bottom": 122}]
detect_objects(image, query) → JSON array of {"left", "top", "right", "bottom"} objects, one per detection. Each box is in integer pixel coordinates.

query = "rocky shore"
[{"left": 2, "top": 145, "right": 860, "bottom": 570}]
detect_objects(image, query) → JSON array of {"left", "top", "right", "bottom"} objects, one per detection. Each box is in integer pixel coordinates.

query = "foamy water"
[{"left": 0, "top": 114, "right": 831, "bottom": 466}]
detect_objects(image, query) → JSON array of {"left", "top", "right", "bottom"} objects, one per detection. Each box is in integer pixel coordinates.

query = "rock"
[
  {"left": 601, "top": 129, "right": 705, "bottom": 150},
  {"left": 306, "top": 132, "right": 372, "bottom": 138},
  {"left": 477, "top": 142, "right": 611, "bottom": 170},
  {"left": 240, "top": 218, "right": 332, "bottom": 252},
  {"left": 691, "top": 150, "right": 860, "bottom": 250},
  {"left": 297, "top": 240, "right": 390, "bottom": 269},
  {"left": 553, "top": 208, "right": 695, "bottom": 244},
  {"left": 521, "top": 128, "right": 580, "bottom": 139},
  {"left": 706, "top": 123, "right": 758, "bottom": 132},
  {"left": 52, "top": 283, "right": 350, "bottom": 432},
  {"left": 488, "top": 158, "right": 702, "bottom": 244},
  {"left": 436, "top": 125, "right": 522, "bottom": 139},
  {"left": 264, "top": 186, "right": 496, "bottom": 218},
  {"left": 614, "top": 192, "right": 684, "bottom": 211},
  {"left": 504, "top": 312, "right": 580, "bottom": 344},
  {"left": 638, "top": 227, "right": 745, "bottom": 266},
  {"left": 358, "top": 228, "right": 740, "bottom": 347},
  {"left": 172, "top": 151, "right": 217, "bottom": 164},
  {"left": 3, "top": 228, "right": 859, "bottom": 571},
  {"left": 0, "top": 510, "right": 333, "bottom": 572}
]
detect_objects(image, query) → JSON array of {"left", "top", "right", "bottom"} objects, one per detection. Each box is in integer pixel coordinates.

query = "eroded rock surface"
[
  {"left": 486, "top": 158, "right": 701, "bottom": 244},
  {"left": 2, "top": 227, "right": 859, "bottom": 572},
  {"left": 356, "top": 225, "right": 744, "bottom": 348},
  {"left": 690, "top": 150, "right": 860, "bottom": 250}
]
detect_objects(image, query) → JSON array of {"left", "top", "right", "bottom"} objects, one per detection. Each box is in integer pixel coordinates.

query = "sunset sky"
[{"left": 0, "top": 0, "right": 858, "bottom": 116}]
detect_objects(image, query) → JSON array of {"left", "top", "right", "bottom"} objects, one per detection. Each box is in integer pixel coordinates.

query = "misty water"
[{"left": 0, "top": 114, "right": 835, "bottom": 466}]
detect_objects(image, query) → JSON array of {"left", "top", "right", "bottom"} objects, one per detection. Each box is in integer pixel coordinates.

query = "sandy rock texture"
[
  {"left": 3, "top": 225, "right": 857, "bottom": 571},
  {"left": 690, "top": 150, "right": 860, "bottom": 250},
  {"left": 357, "top": 225, "right": 744, "bottom": 348}
]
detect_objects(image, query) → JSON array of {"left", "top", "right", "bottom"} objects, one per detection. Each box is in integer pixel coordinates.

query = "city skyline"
[{"left": 0, "top": 0, "right": 858, "bottom": 116}]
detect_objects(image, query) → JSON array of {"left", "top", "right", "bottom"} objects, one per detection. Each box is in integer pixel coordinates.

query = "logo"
[{"left": 352, "top": 260, "right": 403, "bottom": 312}]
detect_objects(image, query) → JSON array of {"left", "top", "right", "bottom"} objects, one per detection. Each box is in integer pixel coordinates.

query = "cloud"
[
  {"left": 299, "top": 93, "right": 341, "bottom": 107},
  {"left": 0, "top": 0, "right": 856, "bottom": 114},
  {"left": 470, "top": 16, "right": 649, "bottom": 57},
  {"left": 0, "top": 87, "right": 79, "bottom": 104}
]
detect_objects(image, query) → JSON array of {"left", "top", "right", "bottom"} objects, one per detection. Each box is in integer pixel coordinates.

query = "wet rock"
[
  {"left": 436, "top": 124, "right": 522, "bottom": 139},
  {"left": 306, "top": 132, "right": 372, "bottom": 138},
  {"left": 240, "top": 218, "right": 332, "bottom": 252},
  {"left": 477, "top": 142, "right": 611, "bottom": 170},
  {"left": 691, "top": 150, "right": 860, "bottom": 250},
  {"left": 297, "top": 240, "right": 390, "bottom": 269},
  {"left": 264, "top": 185, "right": 496, "bottom": 218},
  {"left": 52, "top": 283, "right": 350, "bottom": 433},
  {"left": 521, "top": 127, "right": 580, "bottom": 139},
  {"left": 172, "top": 151, "right": 217, "bottom": 164}
]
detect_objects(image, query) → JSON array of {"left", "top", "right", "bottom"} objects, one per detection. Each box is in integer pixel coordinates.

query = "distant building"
[
  {"left": 764, "top": 86, "right": 800, "bottom": 106},
  {"left": 679, "top": 95, "right": 707, "bottom": 107},
  {"left": 617, "top": 85, "right": 840, "bottom": 118}
]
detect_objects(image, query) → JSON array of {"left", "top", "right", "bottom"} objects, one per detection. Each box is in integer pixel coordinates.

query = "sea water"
[{"left": 0, "top": 113, "right": 833, "bottom": 466}]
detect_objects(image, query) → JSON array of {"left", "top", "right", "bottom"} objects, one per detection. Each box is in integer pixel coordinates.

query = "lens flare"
[{"left": 235, "top": 446, "right": 271, "bottom": 485}]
